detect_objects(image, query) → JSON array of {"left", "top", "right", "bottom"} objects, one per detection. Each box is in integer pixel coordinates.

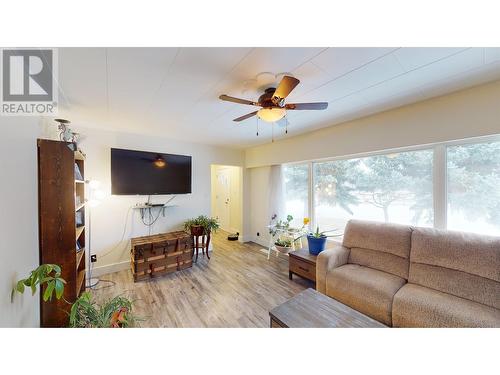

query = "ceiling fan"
[{"left": 219, "top": 76, "right": 328, "bottom": 123}]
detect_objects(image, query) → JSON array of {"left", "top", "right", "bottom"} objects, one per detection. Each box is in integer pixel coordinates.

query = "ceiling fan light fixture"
[
  {"left": 153, "top": 156, "right": 167, "bottom": 168},
  {"left": 257, "top": 107, "right": 286, "bottom": 122}
]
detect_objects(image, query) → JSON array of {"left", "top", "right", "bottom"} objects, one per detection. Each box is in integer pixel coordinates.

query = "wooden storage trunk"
[{"left": 131, "top": 231, "right": 193, "bottom": 282}]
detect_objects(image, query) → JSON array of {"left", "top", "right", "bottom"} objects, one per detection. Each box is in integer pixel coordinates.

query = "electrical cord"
[
  {"left": 88, "top": 196, "right": 175, "bottom": 287},
  {"left": 96, "top": 206, "right": 134, "bottom": 259}
]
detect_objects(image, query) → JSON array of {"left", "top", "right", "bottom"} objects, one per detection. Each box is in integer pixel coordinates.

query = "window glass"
[
  {"left": 447, "top": 141, "right": 500, "bottom": 236},
  {"left": 313, "top": 150, "right": 434, "bottom": 232},
  {"left": 283, "top": 163, "right": 309, "bottom": 228}
]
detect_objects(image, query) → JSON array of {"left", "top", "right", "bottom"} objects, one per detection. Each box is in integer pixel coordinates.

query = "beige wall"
[{"left": 245, "top": 80, "right": 500, "bottom": 168}]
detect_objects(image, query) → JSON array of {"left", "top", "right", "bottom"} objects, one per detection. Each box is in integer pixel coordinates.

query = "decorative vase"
[{"left": 307, "top": 235, "right": 327, "bottom": 255}]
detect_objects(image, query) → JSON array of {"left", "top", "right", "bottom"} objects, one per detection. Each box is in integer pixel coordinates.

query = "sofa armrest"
[{"left": 316, "top": 242, "right": 350, "bottom": 294}]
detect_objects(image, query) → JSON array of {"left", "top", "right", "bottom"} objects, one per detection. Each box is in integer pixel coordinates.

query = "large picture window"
[
  {"left": 282, "top": 137, "right": 500, "bottom": 237},
  {"left": 283, "top": 163, "right": 309, "bottom": 228},
  {"left": 313, "top": 150, "right": 434, "bottom": 231},
  {"left": 447, "top": 141, "right": 500, "bottom": 236}
]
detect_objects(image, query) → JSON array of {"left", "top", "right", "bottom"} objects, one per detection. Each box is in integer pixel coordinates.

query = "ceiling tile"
[
  {"left": 311, "top": 47, "right": 397, "bottom": 79},
  {"left": 393, "top": 47, "right": 467, "bottom": 71},
  {"left": 58, "top": 48, "right": 107, "bottom": 111},
  {"left": 107, "top": 48, "right": 179, "bottom": 117},
  {"left": 298, "top": 53, "right": 405, "bottom": 103},
  {"left": 408, "top": 48, "right": 485, "bottom": 96},
  {"left": 484, "top": 48, "right": 500, "bottom": 64}
]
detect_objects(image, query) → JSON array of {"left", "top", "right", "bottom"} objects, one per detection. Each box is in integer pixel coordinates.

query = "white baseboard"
[
  {"left": 249, "top": 236, "right": 269, "bottom": 248},
  {"left": 240, "top": 234, "right": 253, "bottom": 243},
  {"left": 91, "top": 260, "right": 129, "bottom": 278}
]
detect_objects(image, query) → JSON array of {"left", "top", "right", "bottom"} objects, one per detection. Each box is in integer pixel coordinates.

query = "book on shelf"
[{"left": 74, "top": 163, "right": 83, "bottom": 181}]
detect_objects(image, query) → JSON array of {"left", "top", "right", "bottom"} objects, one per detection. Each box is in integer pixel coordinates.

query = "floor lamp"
[{"left": 86, "top": 180, "right": 104, "bottom": 288}]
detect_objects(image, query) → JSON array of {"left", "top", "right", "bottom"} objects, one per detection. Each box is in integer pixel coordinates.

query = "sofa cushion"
[
  {"left": 343, "top": 220, "right": 413, "bottom": 258},
  {"left": 349, "top": 247, "right": 410, "bottom": 280},
  {"left": 410, "top": 228, "right": 500, "bottom": 309},
  {"left": 392, "top": 284, "right": 500, "bottom": 328},
  {"left": 410, "top": 263, "right": 500, "bottom": 309},
  {"left": 326, "top": 264, "right": 406, "bottom": 326}
]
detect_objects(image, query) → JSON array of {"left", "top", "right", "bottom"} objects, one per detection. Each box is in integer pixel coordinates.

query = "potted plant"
[
  {"left": 12, "top": 264, "right": 139, "bottom": 328},
  {"left": 274, "top": 237, "right": 293, "bottom": 254},
  {"left": 306, "top": 226, "right": 338, "bottom": 255},
  {"left": 183, "top": 215, "right": 220, "bottom": 236}
]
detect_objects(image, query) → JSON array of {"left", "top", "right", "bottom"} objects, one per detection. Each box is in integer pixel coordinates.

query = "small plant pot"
[
  {"left": 307, "top": 235, "right": 327, "bottom": 255},
  {"left": 190, "top": 225, "right": 205, "bottom": 236},
  {"left": 275, "top": 244, "right": 293, "bottom": 254}
]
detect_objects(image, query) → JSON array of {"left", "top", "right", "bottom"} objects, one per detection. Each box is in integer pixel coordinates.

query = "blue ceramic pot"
[{"left": 307, "top": 235, "right": 327, "bottom": 255}]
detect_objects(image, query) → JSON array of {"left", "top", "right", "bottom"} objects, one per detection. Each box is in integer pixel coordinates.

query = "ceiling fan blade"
[
  {"left": 219, "top": 94, "right": 258, "bottom": 106},
  {"left": 272, "top": 76, "right": 300, "bottom": 103},
  {"left": 286, "top": 102, "right": 328, "bottom": 110},
  {"left": 233, "top": 111, "right": 258, "bottom": 122}
]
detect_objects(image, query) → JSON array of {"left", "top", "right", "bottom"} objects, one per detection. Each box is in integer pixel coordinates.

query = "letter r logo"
[{"left": 2, "top": 49, "right": 53, "bottom": 102}]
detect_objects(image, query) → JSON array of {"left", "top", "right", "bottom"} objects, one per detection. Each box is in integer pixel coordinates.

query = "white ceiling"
[{"left": 57, "top": 47, "right": 500, "bottom": 148}]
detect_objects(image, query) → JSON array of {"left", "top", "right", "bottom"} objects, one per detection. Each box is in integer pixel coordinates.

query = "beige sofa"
[{"left": 316, "top": 220, "right": 500, "bottom": 327}]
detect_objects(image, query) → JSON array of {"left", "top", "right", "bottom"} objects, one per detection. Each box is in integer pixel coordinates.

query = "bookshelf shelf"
[
  {"left": 76, "top": 225, "right": 85, "bottom": 240},
  {"left": 76, "top": 248, "right": 85, "bottom": 270}
]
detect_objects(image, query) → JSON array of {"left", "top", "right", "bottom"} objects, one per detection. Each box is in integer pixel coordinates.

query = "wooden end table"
[
  {"left": 289, "top": 248, "right": 317, "bottom": 283},
  {"left": 269, "top": 288, "right": 387, "bottom": 328}
]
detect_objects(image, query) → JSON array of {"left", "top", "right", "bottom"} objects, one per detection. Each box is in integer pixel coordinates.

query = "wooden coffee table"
[{"left": 269, "top": 288, "right": 387, "bottom": 328}]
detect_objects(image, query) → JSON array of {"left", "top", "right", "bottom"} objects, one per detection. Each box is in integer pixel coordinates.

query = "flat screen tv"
[{"left": 111, "top": 148, "right": 192, "bottom": 195}]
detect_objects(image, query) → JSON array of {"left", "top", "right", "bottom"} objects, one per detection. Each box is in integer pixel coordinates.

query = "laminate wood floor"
[{"left": 91, "top": 231, "right": 313, "bottom": 327}]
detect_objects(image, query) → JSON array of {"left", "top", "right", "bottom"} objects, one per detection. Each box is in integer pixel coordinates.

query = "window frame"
[{"left": 282, "top": 134, "right": 500, "bottom": 234}]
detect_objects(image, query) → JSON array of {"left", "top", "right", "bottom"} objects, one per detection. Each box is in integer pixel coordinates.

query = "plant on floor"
[
  {"left": 69, "top": 291, "right": 138, "bottom": 328},
  {"left": 11, "top": 264, "right": 139, "bottom": 328},
  {"left": 183, "top": 215, "right": 220, "bottom": 234}
]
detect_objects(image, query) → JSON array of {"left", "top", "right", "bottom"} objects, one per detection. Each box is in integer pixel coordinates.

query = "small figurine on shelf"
[{"left": 55, "top": 118, "right": 74, "bottom": 142}]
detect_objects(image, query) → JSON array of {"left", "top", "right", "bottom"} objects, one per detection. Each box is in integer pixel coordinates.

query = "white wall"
[
  {"left": 248, "top": 166, "right": 272, "bottom": 247},
  {"left": 246, "top": 81, "right": 500, "bottom": 245},
  {"left": 74, "top": 126, "right": 245, "bottom": 276},
  {"left": 246, "top": 80, "right": 500, "bottom": 168},
  {"left": 0, "top": 117, "right": 41, "bottom": 327}
]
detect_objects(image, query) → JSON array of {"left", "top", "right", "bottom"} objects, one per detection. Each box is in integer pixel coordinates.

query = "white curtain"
[{"left": 268, "top": 164, "right": 285, "bottom": 221}]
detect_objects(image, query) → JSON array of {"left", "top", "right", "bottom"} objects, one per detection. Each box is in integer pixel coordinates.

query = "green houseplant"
[
  {"left": 183, "top": 215, "right": 220, "bottom": 235},
  {"left": 12, "top": 264, "right": 139, "bottom": 328},
  {"left": 274, "top": 237, "right": 293, "bottom": 254},
  {"left": 306, "top": 226, "right": 340, "bottom": 255}
]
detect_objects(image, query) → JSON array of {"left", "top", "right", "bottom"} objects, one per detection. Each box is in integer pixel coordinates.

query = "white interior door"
[{"left": 215, "top": 168, "right": 231, "bottom": 231}]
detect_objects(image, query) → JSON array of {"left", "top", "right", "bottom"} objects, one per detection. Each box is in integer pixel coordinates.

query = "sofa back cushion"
[
  {"left": 343, "top": 220, "right": 413, "bottom": 279},
  {"left": 409, "top": 228, "right": 500, "bottom": 309}
]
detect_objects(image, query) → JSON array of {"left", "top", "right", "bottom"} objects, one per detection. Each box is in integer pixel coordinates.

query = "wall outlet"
[{"left": 90, "top": 254, "right": 97, "bottom": 263}]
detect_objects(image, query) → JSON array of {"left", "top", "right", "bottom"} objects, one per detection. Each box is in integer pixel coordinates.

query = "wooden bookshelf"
[{"left": 38, "top": 139, "right": 87, "bottom": 327}]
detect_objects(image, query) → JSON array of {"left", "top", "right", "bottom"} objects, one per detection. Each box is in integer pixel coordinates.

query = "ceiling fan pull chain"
[
  {"left": 256, "top": 117, "right": 259, "bottom": 136},
  {"left": 272, "top": 122, "right": 274, "bottom": 143},
  {"left": 285, "top": 115, "right": 288, "bottom": 134}
]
